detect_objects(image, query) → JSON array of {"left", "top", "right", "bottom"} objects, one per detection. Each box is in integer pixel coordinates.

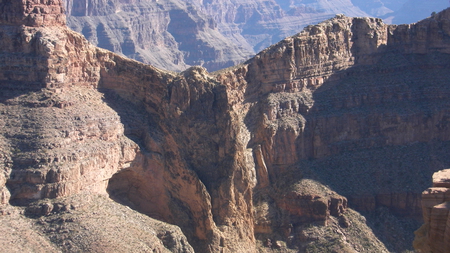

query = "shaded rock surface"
[
  {"left": 2, "top": 0, "right": 450, "bottom": 252},
  {"left": 218, "top": 7, "right": 450, "bottom": 251},
  {"left": 0, "top": 0, "right": 66, "bottom": 27}
]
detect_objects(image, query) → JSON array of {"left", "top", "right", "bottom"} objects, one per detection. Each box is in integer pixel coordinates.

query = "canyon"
[
  {"left": 2, "top": 0, "right": 450, "bottom": 252},
  {"left": 63, "top": 0, "right": 450, "bottom": 72}
]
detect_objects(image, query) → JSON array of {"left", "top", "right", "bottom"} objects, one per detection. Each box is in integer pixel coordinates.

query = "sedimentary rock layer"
[
  {"left": 0, "top": 0, "right": 66, "bottom": 27},
  {"left": 63, "top": 0, "right": 448, "bottom": 72},
  {"left": 63, "top": 0, "right": 370, "bottom": 72},
  {"left": 225, "top": 9, "right": 450, "bottom": 217},
  {"left": 65, "top": 0, "right": 256, "bottom": 71},
  {"left": 2, "top": 0, "right": 450, "bottom": 252}
]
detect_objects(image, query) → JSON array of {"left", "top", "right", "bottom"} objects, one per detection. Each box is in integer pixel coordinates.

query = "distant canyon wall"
[
  {"left": 63, "top": 0, "right": 366, "bottom": 72},
  {"left": 64, "top": 0, "right": 255, "bottom": 72},
  {"left": 62, "top": 0, "right": 450, "bottom": 72}
]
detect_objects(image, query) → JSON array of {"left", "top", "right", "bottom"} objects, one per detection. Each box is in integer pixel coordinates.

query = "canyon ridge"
[
  {"left": 1, "top": 0, "right": 450, "bottom": 252},
  {"left": 64, "top": 0, "right": 450, "bottom": 72}
]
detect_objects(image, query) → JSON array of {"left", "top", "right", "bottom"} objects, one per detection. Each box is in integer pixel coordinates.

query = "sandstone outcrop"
[
  {"left": 414, "top": 169, "right": 450, "bottom": 253},
  {"left": 231, "top": 8, "right": 450, "bottom": 221},
  {"left": 0, "top": 1, "right": 198, "bottom": 251},
  {"left": 3, "top": 0, "right": 450, "bottom": 252},
  {"left": 0, "top": 1, "right": 242, "bottom": 251}
]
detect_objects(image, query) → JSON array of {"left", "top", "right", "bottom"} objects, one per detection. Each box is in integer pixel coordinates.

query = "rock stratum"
[
  {"left": 2, "top": 0, "right": 450, "bottom": 252},
  {"left": 64, "top": 0, "right": 368, "bottom": 72},
  {"left": 63, "top": 0, "right": 449, "bottom": 72}
]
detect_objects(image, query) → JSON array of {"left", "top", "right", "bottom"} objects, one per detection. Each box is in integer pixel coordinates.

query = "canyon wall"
[
  {"left": 2, "top": 0, "right": 450, "bottom": 252},
  {"left": 63, "top": 0, "right": 449, "bottom": 73},
  {"left": 216, "top": 8, "right": 450, "bottom": 251},
  {"left": 64, "top": 0, "right": 256, "bottom": 72},
  {"left": 223, "top": 9, "right": 450, "bottom": 218},
  {"left": 0, "top": 1, "right": 253, "bottom": 251},
  {"left": 0, "top": 0, "right": 66, "bottom": 27},
  {"left": 63, "top": 0, "right": 370, "bottom": 72}
]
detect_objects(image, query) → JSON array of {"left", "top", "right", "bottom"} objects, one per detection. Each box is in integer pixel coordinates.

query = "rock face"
[
  {"left": 1, "top": 194, "right": 195, "bottom": 253},
  {"left": 3, "top": 0, "right": 450, "bottom": 252},
  {"left": 64, "top": 0, "right": 256, "bottom": 72},
  {"left": 237, "top": 9, "right": 450, "bottom": 220},
  {"left": 0, "top": 0, "right": 66, "bottom": 27},
  {"left": 224, "top": 8, "right": 450, "bottom": 251},
  {"left": 63, "top": 0, "right": 450, "bottom": 72},
  {"left": 414, "top": 169, "right": 450, "bottom": 253},
  {"left": 64, "top": 0, "right": 371, "bottom": 72}
]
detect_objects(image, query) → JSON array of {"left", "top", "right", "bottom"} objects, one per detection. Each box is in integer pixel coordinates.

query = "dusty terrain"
[{"left": 1, "top": 193, "right": 193, "bottom": 253}]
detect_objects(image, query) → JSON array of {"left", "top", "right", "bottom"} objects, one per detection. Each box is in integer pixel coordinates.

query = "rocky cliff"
[
  {"left": 64, "top": 0, "right": 370, "bottom": 72},
  {"left": 216, "top": 9, "right": 450, "bottom": 251},
  {"left": 414, "top": 169, "right": 450, "bottom": 253},
  {"left": 64, "top": 0, "right": 256, "bottom": 72},
  {"left": 2, "top": 0, "right": 450, "bottom": 252},
  {"left": 63, "top": 0, "right": 450, "bottom": 73}
]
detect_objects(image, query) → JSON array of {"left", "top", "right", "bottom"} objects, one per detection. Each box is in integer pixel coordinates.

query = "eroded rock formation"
[
  {"left": 2, "top": 0, "right": 450, "bottom": 252},
  {"left": 414, "top": 169, "right": 450, "bottom": 253}
]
